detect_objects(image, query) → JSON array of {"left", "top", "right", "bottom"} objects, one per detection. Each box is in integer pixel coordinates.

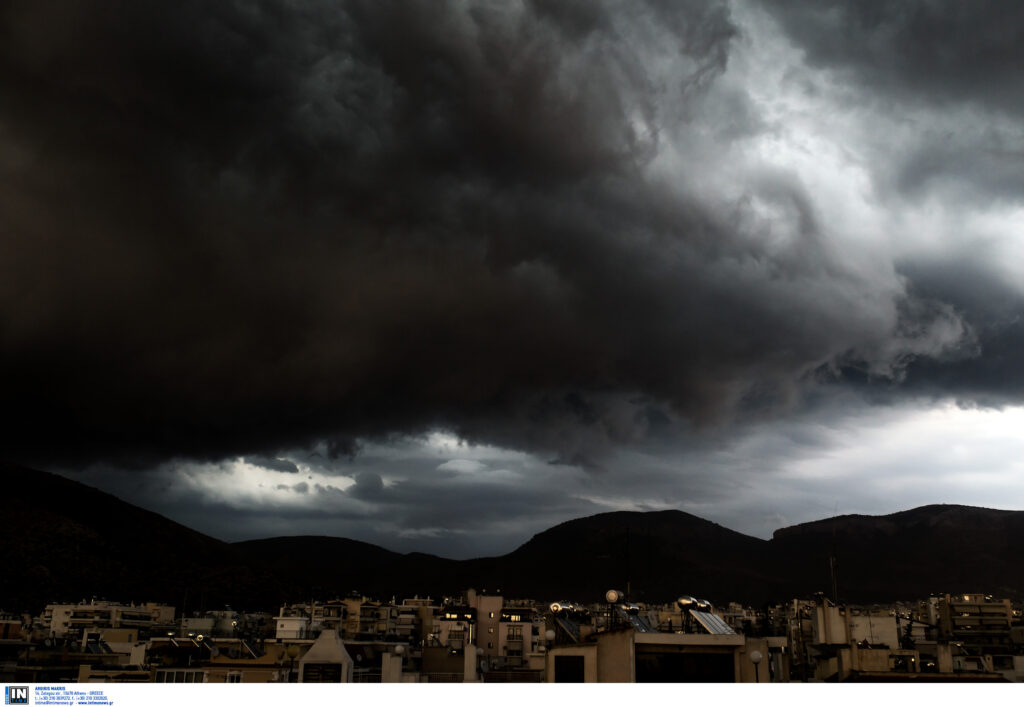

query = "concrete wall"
[
  {"left": 421, "top": 646, "right": 464, "bottom": 676},
  {"left": 463, "top": 644, "right": 479, "bottom": 682},
  {"left": 1008, "top": 656, "right": 1024, "bottom": 682},
  {"left": 936, "top": 643, "right": 954, "bottom": 673},
  {"left": 853, "top": 646, "right": 891, "bottom": 672},
  {"left": 848, "top": 614, "right": 899, "bottom": 648},
  {"left": 472, "top": 595, "right": 503, "bottom": 658},
  {"left": 596, "top": 630, "right": 634, "bottom": 682},
  {"left": 545, "top": 645, "right": 598, "bottom": 683},
  {"left": 737, "top": 638, "right": 776, "bottom": 683},
  {"left": 813, "top": 605, "right": 848, "bottom": 645},
  {"left": 381, "top": 653, "right": 403, "bottom": 683}
]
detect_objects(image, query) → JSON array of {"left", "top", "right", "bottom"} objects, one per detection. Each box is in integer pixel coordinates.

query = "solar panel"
[
  {"left": 689, "top": 609, "right": 736, "bottom": 635},
  {"left": 554, "top": 615, "right": 581, "bottom": 642},
  {"left": 628, "top": 613, "right": 654, "bottom": 633}
]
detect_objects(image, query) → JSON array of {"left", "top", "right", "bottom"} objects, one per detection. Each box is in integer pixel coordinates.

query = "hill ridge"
[{"left": 5, "top": 463, "right": 1024, "bottom": 610}]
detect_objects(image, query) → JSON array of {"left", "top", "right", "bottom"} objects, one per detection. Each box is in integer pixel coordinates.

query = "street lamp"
[
  {"left": 285, "top": 644, "right": 301, "bottom": 683},
  {"left": 750, "top": 650, "right": 763, "bottom": 683}
]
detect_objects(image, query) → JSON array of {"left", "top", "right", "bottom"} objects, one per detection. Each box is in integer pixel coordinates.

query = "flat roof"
[{"left": 634, "top": 632, "right": 744, "bottom": 647}]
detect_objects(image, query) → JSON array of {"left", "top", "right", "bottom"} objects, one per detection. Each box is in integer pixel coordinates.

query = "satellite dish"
[
  {"left": 479, "top": 660, "right": 489, "bottom": 673},
  {"left": 605, "top": 589, "right": 622, "bottom": 604},
  {"left": 544, "top": 629, "right": 556, "bottom": 642},
  {"left": 45, "top": 638, "right": 53, "bottom": 647}
]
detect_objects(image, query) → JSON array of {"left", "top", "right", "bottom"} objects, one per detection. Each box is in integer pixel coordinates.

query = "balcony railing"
[
  {"left": 421, "top": 672, "right": 462, "bottom": 683},
  {"left": 481, "top": 671, "right": 543, "bottom": 683}
]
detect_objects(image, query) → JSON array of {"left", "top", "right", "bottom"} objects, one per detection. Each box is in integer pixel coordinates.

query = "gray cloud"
[
  {"left": 55, "top": 395, "right": 1024, "bottom": 558},
  {"left": 347, "top": 472, "right": 385, "bottom": 502},
  {"left": 249, "top": 456, "right": 300, "bottom": 474},
  {"left": 756, "top": 1, "right": 1024, "bottom": 205},
  {"left": 758, "top": 1, "right": 1024, "bottom": 115}
]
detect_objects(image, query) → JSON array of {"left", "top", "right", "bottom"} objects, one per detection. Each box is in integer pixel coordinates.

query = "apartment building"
[
  {"left": 937, "top": 593, "right": 1013, "bottom": 653},
  {"left": 42, "top": 600, "right": 175, "bottom": 638}
]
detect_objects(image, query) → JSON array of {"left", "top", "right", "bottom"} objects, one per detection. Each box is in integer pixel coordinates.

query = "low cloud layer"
[{"left": 67, "top": 400, "right": 1024, "bottom": 558}]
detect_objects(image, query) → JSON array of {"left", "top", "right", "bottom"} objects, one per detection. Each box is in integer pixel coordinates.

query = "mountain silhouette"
[{"left": 4, "top": 463, "right": 1024, "bottom": 613}]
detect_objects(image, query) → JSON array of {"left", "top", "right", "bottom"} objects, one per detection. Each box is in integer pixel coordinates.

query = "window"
[
  {"left": 993, "top": 656, "right": 1014, "bottom": 670},
  {"left": 226, "top": 672, "right": 242, "bottom": 683},
  {"left": 488, "top": 628, "right": 494, "bottom": 634},
  {"left": 156, "top": 670, "right": 205, "bottom": 683},
  {"left": 489, "top": 612, "right": 494, "bottom": 619},
  {"left": 303, "top": 663, "right": 343, "bottom": 683},
  {"left": 554, "top": 656, "right": 585, "bottom": 683}
]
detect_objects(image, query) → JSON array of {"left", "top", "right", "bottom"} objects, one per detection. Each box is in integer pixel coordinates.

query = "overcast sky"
[{"left": 4, "top": 1, "right": 1024, "bottom": 558}]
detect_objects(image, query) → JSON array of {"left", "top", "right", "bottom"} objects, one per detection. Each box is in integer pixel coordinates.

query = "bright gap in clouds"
[
  {"left": 58, "top": 401, "right": 1024, "bottom": 558},
  {"left": 724, "top": 402, "right": 1024, "bottom": 539},
  {"left": 173, "top": 459, "right": 354, "bottom": 509},
  {"left": 779, "top": 402, "right": 1024, "bottom": 497}
]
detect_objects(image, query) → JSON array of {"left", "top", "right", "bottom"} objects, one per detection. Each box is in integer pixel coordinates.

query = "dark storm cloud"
[
  {"left": 752, "top": 0, "right": 1024, "bottom": 401},
  {"left": 348, "top": 471, "right": 385, "bottom": 501},
  {"left": 341, "top": 468, "right": 589, "bottom": 532},
  {"left": 759, "top": 1, "right": 1024, "bottom": 201},
  {"left": 896, "top": 259, "right": 1024, "bottom": 403},
  {"left": 759, "top": 1, "right": 1024, "bottom": 115},
  {"left": 248, "top": 456, "right": 300, "bottom": 474},
  {"left": 0, "top": 0, "right": 982, "bottom": 469}
]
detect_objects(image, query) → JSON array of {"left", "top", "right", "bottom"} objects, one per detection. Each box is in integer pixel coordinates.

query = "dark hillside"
[{"left": 5, "top": 465, "right": 1024, "bottom": 610}]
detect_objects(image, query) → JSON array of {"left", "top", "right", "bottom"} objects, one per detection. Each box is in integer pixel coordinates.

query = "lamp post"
[
  {"left": 286, "top": 644, "right": 300, "bottom": 683},
  {"left": 750, "top": 650, "right": 763, "bottom": 683}
]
